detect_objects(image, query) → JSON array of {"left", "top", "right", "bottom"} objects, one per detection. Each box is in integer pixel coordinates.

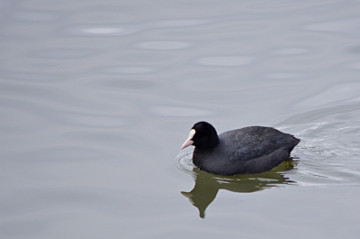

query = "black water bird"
[{"left": 181, "top": 121, "right": 300, "bottom": 175}]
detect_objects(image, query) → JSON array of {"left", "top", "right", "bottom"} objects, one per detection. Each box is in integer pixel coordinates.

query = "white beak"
[{"left": 180, "top": 129, "right": 196, "bottom": 150}]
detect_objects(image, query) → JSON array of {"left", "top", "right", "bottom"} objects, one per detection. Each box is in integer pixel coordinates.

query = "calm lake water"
[{"left": 1, "top": 0, "right": 360, "bottom": 238}]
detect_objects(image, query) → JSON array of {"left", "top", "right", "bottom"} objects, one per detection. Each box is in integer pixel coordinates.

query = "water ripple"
[
  {"left": 196, "top": 56, "right": 255, "bottom": 66},
  {"left": 346, "top": 61, "right": 360, "bottom": 70},
  {"left": 98, "top": 78, "right": 156, "bottom": 90},
  {"left": 2, "top": 71, "right": 65, "bottom": 83},
  {"left": 57, "top": 112, "right": 128, "bottom": 128},
  {"left": 266, "top": 72, "right": 302, "bottom": 79},
  {"left": 14, "top": 10, "right": 59, "bottom": 22},
  {"left": 295, "top": 82, "right": 360, "bottom": 108},
  {"left": 151, "top": 106, "right": 213, "bottom": 117},
  {"left": 64, "top": 19, "right": 211, "bottom": 37},
  {"left": 271, "top": 48, "right": 309, "bottom": 56},
  {"left": 31, "top": 48, "right": 98, "bottom": 59},
  {"left": 149, "top": 19, "right": 211, "bottom": 28},
  {"left": 303, "top": 17, "right": 360, "bottom": 36},
  {"left": 135, "top": 41, "right": 192, "bottom": 50},
  {"left": 100, "top": 66, "right": 156, "bottom": 75},
  {"left": 278, "top": 103, "right": 360, "bottom": 187},
  {"left": 65, "top": 25, "right": 141, "bottom": 37}
]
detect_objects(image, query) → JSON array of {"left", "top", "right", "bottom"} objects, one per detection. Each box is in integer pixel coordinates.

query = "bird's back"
[
  {"left": 193, "top": 126, "right": 300, "bottom": 175},
  {"left": 219, "top": 126, "right": 299, "bottom": 161}
]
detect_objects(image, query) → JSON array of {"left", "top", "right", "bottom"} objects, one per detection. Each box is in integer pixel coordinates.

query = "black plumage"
[{"left": 181, "top": 121, "right": 300, "bottom": 176}]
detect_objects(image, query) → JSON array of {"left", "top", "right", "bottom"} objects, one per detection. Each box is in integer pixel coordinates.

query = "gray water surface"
[{"left": 1, "top": 0, "right": 360, "bottom": 238}]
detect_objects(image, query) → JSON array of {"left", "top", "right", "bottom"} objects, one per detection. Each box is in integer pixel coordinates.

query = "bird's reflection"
[{"left": 181, "top": 160, "right": 296, "bottom": 218}]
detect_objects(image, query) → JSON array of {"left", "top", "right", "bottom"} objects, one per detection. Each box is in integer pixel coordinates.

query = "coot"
[{"left": 181, "top": 121, "right": 300, "bottom": 175}]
